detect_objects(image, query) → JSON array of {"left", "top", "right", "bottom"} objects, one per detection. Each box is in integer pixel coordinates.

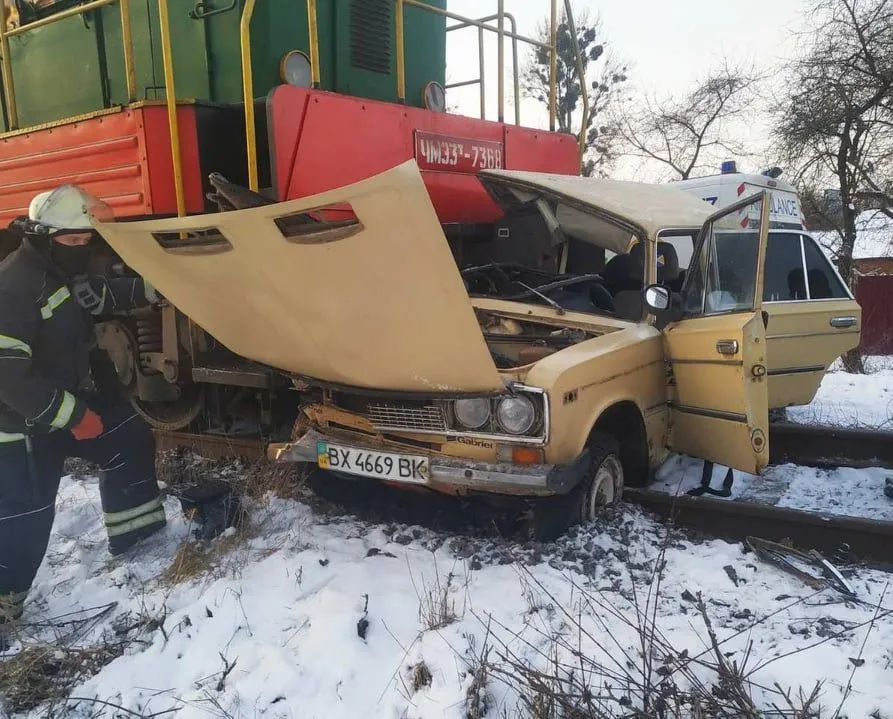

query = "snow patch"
[{"left": 3, "top": 473, "right": 893, "bottom": 718}]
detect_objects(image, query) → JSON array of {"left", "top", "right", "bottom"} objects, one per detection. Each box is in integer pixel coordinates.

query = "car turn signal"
[{"left": 512, "top": 447, "right": 544, "bottom": 465}]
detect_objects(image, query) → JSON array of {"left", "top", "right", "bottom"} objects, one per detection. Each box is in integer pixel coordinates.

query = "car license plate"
[{"left": 316, "top": 441, "right": 429, "bottom": 484}]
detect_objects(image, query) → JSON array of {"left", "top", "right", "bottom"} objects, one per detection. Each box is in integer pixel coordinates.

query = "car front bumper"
[{"left": 268, "top": 429, "right": 590, "bottom": 497}]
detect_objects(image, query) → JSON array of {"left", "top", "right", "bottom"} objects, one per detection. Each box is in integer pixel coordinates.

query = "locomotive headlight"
[
  {"left": 423, "top": 81, "right": 446, "bottom": 112},
  {"left": 495, "top": 395, "right": 536, "bottom": 435},
  {"left": 453, "top": 398, "right": 491, "bottom": 429},
  {"left": 280, "top": 50, "right": 312, "bottom": 88}
]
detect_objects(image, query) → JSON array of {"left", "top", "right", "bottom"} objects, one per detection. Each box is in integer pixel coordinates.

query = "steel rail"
[
  {"left": 153, "top": 430, "right": 266, "bottom": 461},
  {"left": 769, "top": 422, "right": 893, "bottom": 469},
  {"left": 624, "top": 488, "right": 893, "bottom": 566}
]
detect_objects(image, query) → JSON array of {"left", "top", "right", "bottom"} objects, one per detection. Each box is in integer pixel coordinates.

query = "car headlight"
[
  {"left": 453, "top": 398, "right": 491, "bottom": 429},
  {"left": 495, "top": 395, "right": 536, "bottom": 435}
]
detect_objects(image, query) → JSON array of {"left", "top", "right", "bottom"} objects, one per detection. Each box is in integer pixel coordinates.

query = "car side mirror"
[{"left": 644, "top": 284, "right": 670, "bottom": 312}]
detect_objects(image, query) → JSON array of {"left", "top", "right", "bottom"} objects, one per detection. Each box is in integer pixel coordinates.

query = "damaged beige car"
[{"left": 92, "top": 160, "right": 858, "bottom": 535}]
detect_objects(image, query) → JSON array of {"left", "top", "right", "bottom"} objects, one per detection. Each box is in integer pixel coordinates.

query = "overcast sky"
[{"left": 444, "top": 0, "right": 808, "bottom": 179}]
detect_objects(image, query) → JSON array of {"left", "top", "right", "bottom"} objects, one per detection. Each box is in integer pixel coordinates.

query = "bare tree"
[
  {"left": 521, "top": 5, "right": 628, "bottom": 177},
  {"left": 616, "top": 61, "right": 761, "bottom": 181},
  {"left": 774, "top": 0, "right": 893, "bottom": 372}
]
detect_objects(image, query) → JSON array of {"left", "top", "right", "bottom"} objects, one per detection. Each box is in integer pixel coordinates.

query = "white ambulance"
[
  {"left": 671, "top": 161, "right": 806, "bottom": 231},
  {"left": 661, "top": 161, "right": 859, "bottom": 411}
]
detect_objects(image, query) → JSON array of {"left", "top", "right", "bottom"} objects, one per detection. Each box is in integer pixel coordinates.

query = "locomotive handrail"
[
  {"left": 240, "top": 0, "right": 259, "bottom": 191},
  {"left": 393, "top": 0, "right": 589, "bottom": 171},
  {"left": 445, "top": 11, "right": 521, "bottom": 125},
  {"left": 395, "top": 0, "right": 556, "bottom": 129},
  {"left": 157, "top": 0, "right": 185, "bottom": 218},
  {"left": 562, "top": 0, "right": 589, "bottom": 172},
  {"left": 306, "top": 0, "right": 321, "bottom": 89},
  {"left": 0, "top": 0, "right": 137, "bottom": 130}
]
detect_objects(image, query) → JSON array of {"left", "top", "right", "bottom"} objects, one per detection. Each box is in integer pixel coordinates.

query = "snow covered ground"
[
  {"left": 784, "top": 356, "right": 893, "bottom": 430},
  {"left": 3, "top": 474, "right": 893, "bottom": 719},
  {"left": 651, "top": 359, "right": 893, "bottom": 522},
  {"left": 3, "top": 364, "right": 891, "bottom": 718},
  {"left": 651, "top": 454, "right": 893, "bottom": 522}
]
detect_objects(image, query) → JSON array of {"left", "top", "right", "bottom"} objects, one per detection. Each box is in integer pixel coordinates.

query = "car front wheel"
[
  {"left": 527, "top": 432, "right": 625, "bottom": 540},
  {"left": 579, "top": 432, "right": 624, "bottom": 524}
]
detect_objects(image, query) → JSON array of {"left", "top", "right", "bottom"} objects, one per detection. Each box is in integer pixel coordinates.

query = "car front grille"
[{"left": 366, "top": 402, "right": 448, "bottom": 433}]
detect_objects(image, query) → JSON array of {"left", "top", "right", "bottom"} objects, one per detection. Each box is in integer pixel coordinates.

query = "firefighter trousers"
[{"left": 0, "top": 397, "right": 166, "bottom": 623}]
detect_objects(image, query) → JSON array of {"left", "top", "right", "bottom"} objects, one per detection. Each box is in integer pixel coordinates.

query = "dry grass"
[
  {"left": 416, "top": 566, "right": 460, "bottom": 632},
  {"left": 156, "top": 448, "right": 310, "bottom": 501},
  {"left": 162, "top": 539, "right": 214, "bottom": 586},
  {"left": 156, "top": 447, "right": 311, "bottom": 587},
  {"left": 0, "top": 642, "right": 125, "bottom": 714},
  {"left": 476, "top": 556, "right": 888, "bottom": 718},
  {"left": 464, "top": 630, "right": 494, "bottom": 719},
  {"left": 410, "top": 660, "right": 433, "bottom": 692},
  {"left": 239, "top": 458, "right": 310, "bottom": 501},
  {"left": 161, "top": 511, "right": 262, "bottom": 587}
]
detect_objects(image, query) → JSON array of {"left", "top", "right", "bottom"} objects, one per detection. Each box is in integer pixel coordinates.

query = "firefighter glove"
[{"left": 71, "top": 409, "right": 104, "bottom": 440}]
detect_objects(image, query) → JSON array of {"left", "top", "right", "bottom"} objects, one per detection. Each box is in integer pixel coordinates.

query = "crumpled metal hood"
[{"left": 93, "top": 161, "right": 504, "bottom": 394}]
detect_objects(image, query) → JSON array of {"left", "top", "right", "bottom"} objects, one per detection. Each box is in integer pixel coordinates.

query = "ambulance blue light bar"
[{"left": 720, "top": 160, "right": 737, "bottom": 174}]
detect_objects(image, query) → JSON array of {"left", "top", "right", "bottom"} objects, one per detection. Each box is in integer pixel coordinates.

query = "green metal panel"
[
  {"left": 332, "top": 0, "right": 445, "bottom": 108},
  {"left": 5, "top": 14, "right": 107, "bottom": 129},
  {"left": 248, "top": 0, "right": 336, "bottom": 101},
  {"left": 333, "top": 0, "right": 394, "bottom": 104},
  {"left": 0, "top": 0, "right": 448, "bottom": 132},
  {"left": 202, "top": 1, "right": 248, "bottom": 104},
  {"left": 100, "top": 1, "right": 161, "bottom": 106},
  {"left": 142, "top": 0, "right": 211, "bottom": 102},
  {"left": 403, "top": 0, "right": 446, "bottom": 108}
]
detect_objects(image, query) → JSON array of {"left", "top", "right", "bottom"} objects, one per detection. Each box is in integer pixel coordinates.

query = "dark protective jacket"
[{"left": 0, "top": 239, "right": 150, "bottom": 438}]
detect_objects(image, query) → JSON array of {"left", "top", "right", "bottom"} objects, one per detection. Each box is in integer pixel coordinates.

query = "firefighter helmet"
[{"left": 27, "top": 185, "right": 113, "bottom": 235}]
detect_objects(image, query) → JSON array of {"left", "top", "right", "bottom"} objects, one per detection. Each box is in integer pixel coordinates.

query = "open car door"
[{"left": 664, "top": 191, "right": 771, "bottom": 475}]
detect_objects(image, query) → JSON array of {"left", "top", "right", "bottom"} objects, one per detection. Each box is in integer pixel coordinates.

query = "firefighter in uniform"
[{"left": 0, "top": 185, "right": 167, "bottom": 629}]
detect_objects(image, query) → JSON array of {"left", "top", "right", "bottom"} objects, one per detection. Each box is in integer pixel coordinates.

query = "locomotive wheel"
[
  {"left": 131, "top": 384, "right": 205, "bottom": 431},
  {"left": 96, "top": 320, "right": 205, "bottom": 431}
]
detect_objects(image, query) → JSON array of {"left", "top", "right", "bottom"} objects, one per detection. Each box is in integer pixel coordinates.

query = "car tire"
[
  {"left": 578, "top": 432, "right": 624, "bottom": 524},
  {"left": 526, "top": 432, "right": 624, "bottom": 541}
]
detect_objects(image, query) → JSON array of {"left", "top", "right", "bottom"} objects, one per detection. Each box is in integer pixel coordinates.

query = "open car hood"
[
  {"left": 478, "top": 170, "right": 713, "bottom": 251},
  {"left": 92, "top": 161, "right": 504, "bottom": 394}
]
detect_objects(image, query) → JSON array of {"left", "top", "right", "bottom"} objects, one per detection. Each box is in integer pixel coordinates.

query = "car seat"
[
  {"left": 655, "top": 241, "right": 680, "bottom": 285},
  {"left": 603, "top": 246, "right": 644, "bottom": 321},
  {"left": 602, "top": 251, "right": 643, "bottom": 295},
  {"left": 807, "top": 269, "right": 832, "bottom": 299},
  {"left": 787, "top": 268, "right": 807, "bottom": 300},
  {"left": 605, "top": 242, "right": 681, "bottom": 322}
]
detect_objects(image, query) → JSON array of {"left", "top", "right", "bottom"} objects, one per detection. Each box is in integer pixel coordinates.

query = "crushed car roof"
[{"left": 479, "top": 170, "right": 715, "bottom": 250}]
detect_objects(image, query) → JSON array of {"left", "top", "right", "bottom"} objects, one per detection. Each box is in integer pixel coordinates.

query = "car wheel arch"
[{"left": 586, "top": 400, "right": 650, "bottom": 488}]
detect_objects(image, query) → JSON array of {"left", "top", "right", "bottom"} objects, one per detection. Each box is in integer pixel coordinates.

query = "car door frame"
[{"left": 662, "top": 190, "right": 772, "bottom": 475}]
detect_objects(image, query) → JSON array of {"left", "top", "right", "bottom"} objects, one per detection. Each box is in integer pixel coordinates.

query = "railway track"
[
  {"left": 623, "top": 488, "right": 893, "bottom": 566},
  {"left": 154, "top": 422, "right": 893, "bottom": 469},
  {"left": 152, "top": 423, "right": 893, "bottom": 565},
  {"left": 152, "top": 429, "right": 267, "bottom": 461},
  {"left": 769, "top": 421, "right": 893, "bottom": 469}
]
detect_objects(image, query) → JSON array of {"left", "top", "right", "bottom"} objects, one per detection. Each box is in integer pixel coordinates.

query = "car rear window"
[{"left": 802, "top": 236, "right": 850, "bottom": 299}]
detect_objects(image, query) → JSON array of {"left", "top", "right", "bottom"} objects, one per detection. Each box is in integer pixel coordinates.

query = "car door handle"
[
  {"left": 716, "top": 339, "right": 739, "bottom": 355},
  {"left": 830, "top": 316, "right": 857, "bottom": 329}
]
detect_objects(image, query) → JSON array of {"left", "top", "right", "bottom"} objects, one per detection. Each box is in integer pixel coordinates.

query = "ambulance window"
[
  {"left": 802, "top": 236, "right": 850, "bottom": 299},
  {"left": 763, "top": 233, "right": 807, "bottom": 301}
]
